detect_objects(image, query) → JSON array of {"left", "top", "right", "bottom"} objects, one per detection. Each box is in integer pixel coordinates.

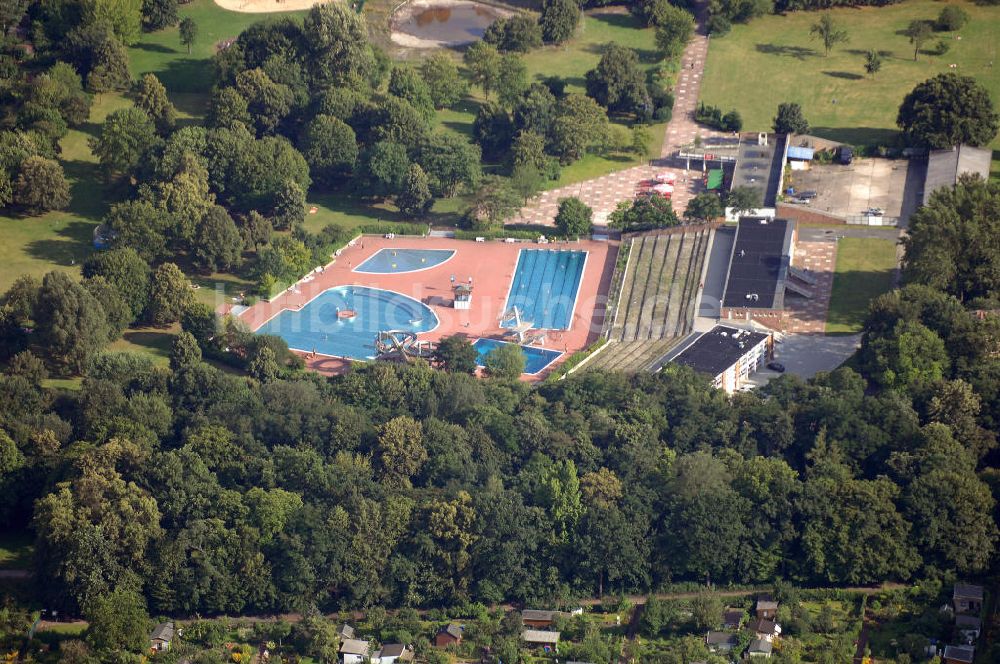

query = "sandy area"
[
  {"left": 390, "top": 0, "right": 512, "bottom": 49},
  {"left": 212, "top": 0, "right": 332, "bottom": 14}
]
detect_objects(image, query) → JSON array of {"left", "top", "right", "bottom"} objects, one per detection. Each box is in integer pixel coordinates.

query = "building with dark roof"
[
  {"left": 150, "top": 622, "right": 174, "bottom": 652},
  {"left": 522, "top": 609, "right": 562, "bottom": 628},
  {"left": 433, "top": 624, "right": 463, "bottom": 648},
  {"left": 719, "top": 217, "right": 811, "bottom": 330},
  {"left": 748, "top": 637, "right": 773, "bottom": 658},
  {"left": 953, "top": 583, "right": 984, "bottom": 615},
  {"left": 722, "top": 218, "right": 795, "bottom": 310},
  {"left": 943, "top": 644, "right": 975, "bottom": 664},
  {"left": 731, "top": 134, "right": 787, "bottom": 209},
  {"left": 705, "top": 631, "right": 739, "bottom": 653},
  {"left": 923, "top": 145, "right": 992, "bottom": 206},
  {"left": 669, "top": 325, "right": 772, "bottom": 393}
]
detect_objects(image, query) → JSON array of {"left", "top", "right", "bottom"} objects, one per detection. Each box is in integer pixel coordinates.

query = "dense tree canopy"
[
  {"left": 902, "top": 176, "right": 1000, "bottom": 301},
  {"left": 897, "top": 74, "right": 999, "bottom": 148}
]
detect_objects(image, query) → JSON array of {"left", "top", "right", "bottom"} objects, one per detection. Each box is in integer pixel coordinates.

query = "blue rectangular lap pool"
[
  {"left": 473, "top": 338, "right": 562, "bottom": 375},
  {"left": 502, "top": 249, "right": 587, "bottom": 330},
  {"left": 355, "top": 248, "right": 455, "bottom": 274}
]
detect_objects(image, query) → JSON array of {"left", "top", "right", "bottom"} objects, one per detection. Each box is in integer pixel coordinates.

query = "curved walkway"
[{"left": 516, "top": 5, "right": 721, "bottom": 228}]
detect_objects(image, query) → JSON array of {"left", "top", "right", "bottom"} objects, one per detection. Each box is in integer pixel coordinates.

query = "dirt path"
[
  {"left": 33, "top": 584, "right": 906, "bottom": 632},
  {"left": 515, "top": 2, "right": 721, "bottom": 228}
]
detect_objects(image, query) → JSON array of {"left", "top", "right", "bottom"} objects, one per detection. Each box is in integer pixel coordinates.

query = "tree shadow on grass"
[
  {"left": 133, "top": 42, "right": 176, "bottom": 54},
  {"left": 153, "top": 58, "right": 214, "bottom": 95},
  {"left": 169, "top": 92, "right": 210, "bottom": 121},
  {"left": 120, "top": 330, "right": 174, "bottom": 357},
  {"left": 25, "top": 220, "right": 96, "bottom": 266},
  {"left": 755, "top": 43, "right": 817, "bottom": 60},
  {"left": 442, "top": 121, "right": 473, "bottom": 136},
  {"left": 822, "top": 70, "right": 864, "bottom": 80},
  {"left": 61, "top": 159, "right": 108, "bottom": 221},
  {"left": 810, "top": 126, "right": 900, "bottom": 148},
  {"left": 845, "top": 48, "right": 894, "bottom": 58},
  {"left": 588, "top": 10, "right": 641, "bottom": 31}
]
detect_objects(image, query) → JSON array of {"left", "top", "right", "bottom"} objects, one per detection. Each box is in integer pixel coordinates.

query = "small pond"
[{"left": 393, "top": 1, "right": 507, "bottom": 47}]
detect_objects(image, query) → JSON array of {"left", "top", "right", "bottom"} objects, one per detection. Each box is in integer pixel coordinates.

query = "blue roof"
[{"left": 787, "top": 146, "right": 814, "bottom": 160}]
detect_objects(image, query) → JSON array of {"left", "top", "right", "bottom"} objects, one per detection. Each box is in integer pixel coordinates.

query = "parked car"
[
  {"left": 836, "top": 146, "right": 854, "bottom": 165},
  {"left": 767, "top": 362, "right": 785, "bottom": 373},
  {"left": 797, "top": 190, "right": 818, "bottom": 199}
]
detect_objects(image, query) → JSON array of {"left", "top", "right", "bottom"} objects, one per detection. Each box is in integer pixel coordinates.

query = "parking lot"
[{"left": 784, "top": 157, "right": 924, "bottom": 225}]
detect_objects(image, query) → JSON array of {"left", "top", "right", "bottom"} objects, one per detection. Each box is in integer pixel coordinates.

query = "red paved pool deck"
[{"left": 234, "top": 236, "right": 619, "bottom": 379}]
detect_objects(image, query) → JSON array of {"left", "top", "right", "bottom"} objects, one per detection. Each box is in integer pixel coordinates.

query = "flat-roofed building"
[
  {"left": 923, "top": 145, "right": 992, "bottom": 206},
  {"left": 669, "top": 325, "right": 772, "bottom": 393}
]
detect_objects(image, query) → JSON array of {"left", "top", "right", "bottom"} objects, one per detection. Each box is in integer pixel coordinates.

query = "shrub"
[
  {"left": 707, "top": 14, "right": 731, "bottom": 36},
  {"left": 936, "top": 6, "right": 968, "bottom": 31},
  {"left": 721, "top": 110, "right": 743, "bottom": 132}
]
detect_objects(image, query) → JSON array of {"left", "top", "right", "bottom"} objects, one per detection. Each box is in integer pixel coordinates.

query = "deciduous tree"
[
  {"left": 897, "top": 74, "right": 999, "bottom": 148},
  {"left": 420, "top": 52, "right": 468, "bottom": 109},
  {"left": 13, "top": 156, "right": 70, "bottom": 213},
  {"left": 810, "top": 13, "right": 848, "bottom": 56},
  {"left": 133, "top": 73, "right": 177, "bottom": 133},
  {"left": 554, "top": 197, "right": 593, "bottom": 237},
  {"left": 540, "top": 0, "right": 579, "bottom": 44},
  {"left": 773, "top": 102, "right": 809, "bottom": 134},
  {"left": 179, "top": 17, "right": 197, "bottom": 54},
  {"left": 396, "top": 164, "right": 433, "bottom": 218},
  {"left": 147, "top": 262, "right": 193, "bottom": 326},
  {"left": 34, "top": 271, "right": 110, "bottom": 374}
]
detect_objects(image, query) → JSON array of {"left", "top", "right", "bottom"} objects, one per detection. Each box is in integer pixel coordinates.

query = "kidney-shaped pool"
[{"left": 257, "top": 285, "right": 438, "bottom": 359}]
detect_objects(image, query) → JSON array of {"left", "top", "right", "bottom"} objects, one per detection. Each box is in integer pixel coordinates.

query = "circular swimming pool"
[
  {"left": 256, "top": 286, "right": 438, "bottom": 359},
  {"left": 354, "top": 248, "right": 456, "bottom": 274}
]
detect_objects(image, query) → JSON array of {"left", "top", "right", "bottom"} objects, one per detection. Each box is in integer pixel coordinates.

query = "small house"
[
  {"left": 705, "top": 631, "right": 738, "bottom": 653},
  {"left": 372, "top": 644, "right": 413, "bottom": 664},
  {"left": 755, "top": 598, "right": 778, "bottom": 620},
  {"left": 747, "top": 617, "right": 780, "bottom": 641},
  {"left": 434, "top": 624, "right": 462, "bottom": 648},
  {"left": 149, "top": 622, "right": 174, "bottom": 652},
  {"left": 953, "top": 583, "right": 984, "bottom": 615},
  {"left": 522, "top": 630, "right": 560, "bottom": 650},
  {"left": 943, "top": 644, "right": 975, "bottom": 664},
  {"left": 722, "top": 608, "right": 744, "bottom": 630},
  {"left": 748, "top": 638, "right": 773, "bottom": 658},
  {"left": 339, "top": 638, "right": 371, "bottom": 664},
  {"left": 521, "top": 609, "right": 560, "bottom": 629},
  {"left": 337, "top": 624, "right": 355, "bottom": 640}
]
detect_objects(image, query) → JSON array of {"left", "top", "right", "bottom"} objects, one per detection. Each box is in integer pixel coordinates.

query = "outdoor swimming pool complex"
[
  {"left": 257, "top": 286, "right": 437, "bottom": 359},
  {"left": 355, "top": 248, "right": 455, "bottom": 273},
  {"left": 502, "top": 249, "right": 587, "bottom": 330},
  {"left": 472, "top": 338, "right": 562, "bottom": 375}
]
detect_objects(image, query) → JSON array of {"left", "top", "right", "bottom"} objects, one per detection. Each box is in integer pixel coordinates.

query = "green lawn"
[
  {"left": 0, "top": 531, "right": 33, "bottom": 570},
  {"left": 701, "top": 0, "right": 1000, "bottom": 150},
  {"left": 0, "top": 93, "right": 132, "bottom": 294},
  {"left": 826, "top": 237, "right": 897, "bottom": 334},
  {"left": 127, "top": 0, "right": 302, "bottom": 95}
]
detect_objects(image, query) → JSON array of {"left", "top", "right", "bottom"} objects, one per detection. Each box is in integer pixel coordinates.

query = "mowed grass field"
[
  {"left": 826, "top": 237, "right": 897, "bottom": 334},
  {"left": 701, "top": 0, "right": 1000, "bottom": 152}
]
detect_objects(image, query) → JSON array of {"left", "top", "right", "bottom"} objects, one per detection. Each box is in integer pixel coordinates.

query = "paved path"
[{"left": 515, "top": 5, "right": 719, "bottom": 228}]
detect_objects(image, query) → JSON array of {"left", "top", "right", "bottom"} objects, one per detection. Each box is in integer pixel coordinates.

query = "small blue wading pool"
[
  {"left": 257, "top": 285, "right": 437, "bottom": 359},
  {"left": 473, "top": 338, "right": 562, "bottom": 375},
  {"left": 355, "top": 248, "right": 455, "bottom": 274}
]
